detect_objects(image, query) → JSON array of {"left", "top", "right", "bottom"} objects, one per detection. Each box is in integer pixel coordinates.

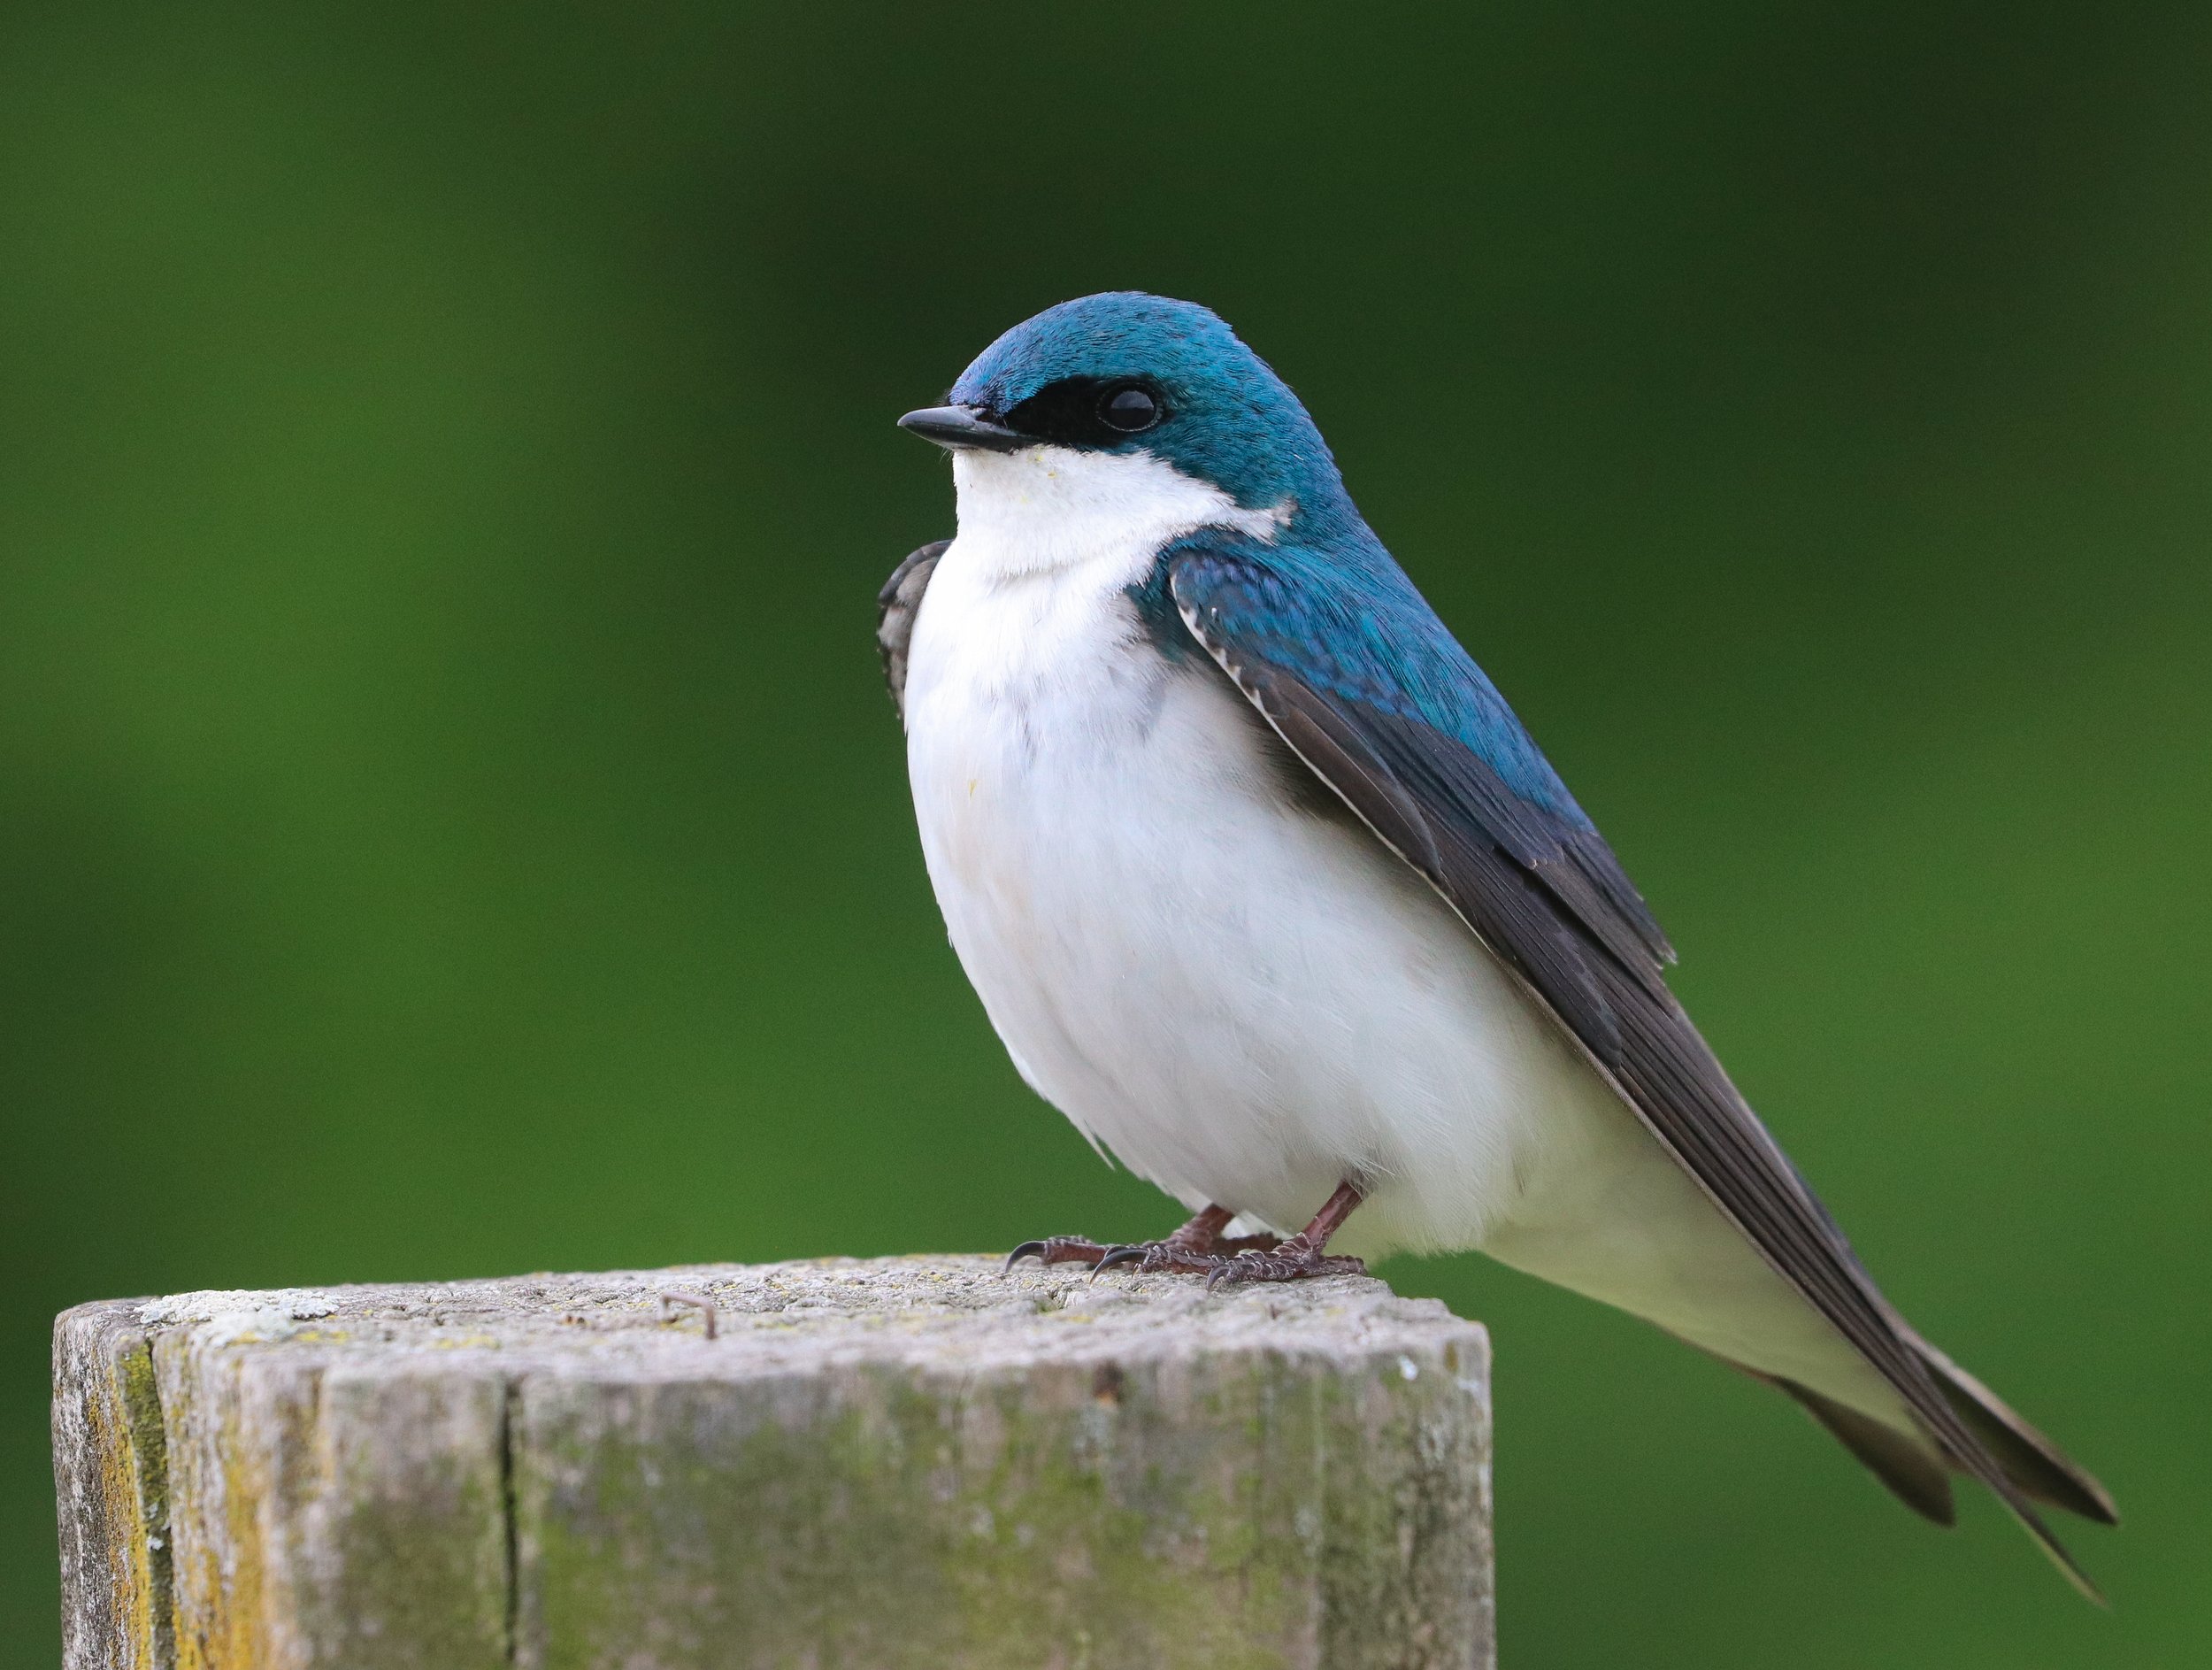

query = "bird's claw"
[
  {"left": 1092, "top": 1243, "right": 1150, "bottom": 1276},
  {"left": 1202, "top": 1244, "right": 1367, "bottom": 1292},
  {"left": 1090, "top": 1240, "right": 1250, "bottom": 1280},
  {"left": 1003, "top": 1235, "right": 1110, "bottom": 1272},
  {"left": 1002, "top": 1224, "right": 1328, "bottom": 1287}
]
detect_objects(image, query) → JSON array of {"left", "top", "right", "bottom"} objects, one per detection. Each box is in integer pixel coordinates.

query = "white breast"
[
  {"left": 898, "top": 443, "right": 1913, "bottom": 1423},
  {"left": 899, "top": 444, "right": 1590, "bottom": 1258}
]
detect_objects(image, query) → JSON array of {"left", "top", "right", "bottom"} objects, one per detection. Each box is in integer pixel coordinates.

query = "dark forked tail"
[
  {"left": 1909, "top": 1335, "right": 2119, "bottom": 1527},
  {"left": 1729, "top": 1337, "right": 2116, "bottom": 1600}
]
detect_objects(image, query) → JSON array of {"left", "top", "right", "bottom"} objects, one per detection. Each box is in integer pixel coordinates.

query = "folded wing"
[{"left": 1164, "top": 535, "right": 2112, "bottom": 1593}]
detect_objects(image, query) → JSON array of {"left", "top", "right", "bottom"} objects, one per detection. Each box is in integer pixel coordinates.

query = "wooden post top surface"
[{"left": 56, "top": 1257, "right": 1494, "bottom": 1670}]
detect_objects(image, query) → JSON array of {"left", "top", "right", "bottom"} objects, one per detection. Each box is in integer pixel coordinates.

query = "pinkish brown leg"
[
  {"left": 1004, "top": 1204, "right": 1277, "bottom": 1273},
  {"left": 1202, "top": 1181, "right": 1368, "bottom": 1291}
]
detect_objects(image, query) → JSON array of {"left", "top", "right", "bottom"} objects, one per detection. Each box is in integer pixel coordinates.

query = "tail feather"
[
  {"left": 1770, "top": 1377, "right": 1956, "bottom": 1525},
  {"left": 2008, "top": 1497, "right": 2108, "bottom": 1605},
  {"left": 1711, "top": 1340, "right": 2115, "bottom": 1603},
  {"left": 1911, "top": 1337, "right": 2120, "bottom": 1527}
]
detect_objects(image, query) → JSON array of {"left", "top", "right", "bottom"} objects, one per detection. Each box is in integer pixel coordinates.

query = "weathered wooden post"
[{"left": 55, "top": 1256, "right": 1493, "bottom": 1668}]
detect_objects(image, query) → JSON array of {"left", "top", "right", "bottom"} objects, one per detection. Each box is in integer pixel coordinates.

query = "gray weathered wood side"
[{"left": 55, "top": 1256, "right": 1493, "bottom": 1669}]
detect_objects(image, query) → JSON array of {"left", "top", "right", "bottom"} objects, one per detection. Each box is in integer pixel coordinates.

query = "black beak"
[{"left": 897, "top": 405, "right": 1035, "bottom": 453}]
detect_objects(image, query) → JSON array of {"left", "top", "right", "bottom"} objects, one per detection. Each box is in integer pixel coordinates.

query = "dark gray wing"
[
  {"left": 1167, "top": 547, "right": 2111, "bottom": 1593},
  {"left": 878, "top": 540, "right": 949, "bottom": 720}
]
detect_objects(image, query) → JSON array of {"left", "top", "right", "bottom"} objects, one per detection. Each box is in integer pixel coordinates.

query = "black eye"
[{"left": 1098, "top": 384, "right": 1161, "bottom": 433}]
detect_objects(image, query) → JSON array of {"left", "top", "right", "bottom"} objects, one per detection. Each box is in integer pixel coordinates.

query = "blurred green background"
[{"left": 4, "top": 3, "right": 2208, "bottom": 1664}]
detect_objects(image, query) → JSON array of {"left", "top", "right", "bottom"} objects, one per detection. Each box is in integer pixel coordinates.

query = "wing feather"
[
  {"left": 878, "top": 539, "right": 949, "bottom": 720},
  {"left": 1168, "top": 546, "right": 2105, "bottom": 1595}
]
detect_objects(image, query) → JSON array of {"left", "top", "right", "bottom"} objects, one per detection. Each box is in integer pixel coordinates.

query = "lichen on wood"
[{"left": 56, "top": 1257, "right": 1492, "bottom": 1668}]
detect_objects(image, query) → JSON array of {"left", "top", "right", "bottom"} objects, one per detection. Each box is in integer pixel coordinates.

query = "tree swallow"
[{"left": 883, "top": 292, "right": 2116, "bottom": 1592}]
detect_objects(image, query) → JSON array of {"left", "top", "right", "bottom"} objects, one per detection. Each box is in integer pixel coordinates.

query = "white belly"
[
  {"left": 909, "top": 621, "right": 1583, "bottom": 1255},
  {"left": 902, "top": 444, "right": 1901, "bottom": 1422}
]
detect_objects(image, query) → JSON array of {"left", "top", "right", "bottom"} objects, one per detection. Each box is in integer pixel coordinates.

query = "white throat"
[{"left": 949, "top": 446, "right": 1283, "bottom": 584}]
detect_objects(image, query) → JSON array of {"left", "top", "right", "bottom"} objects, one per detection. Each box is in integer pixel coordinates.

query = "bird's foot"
[
  {"left": 1199, "top": 1234, "right": 1366, "bottom": 1292},
  {"left": 1002, "top": 1235, "right": 1114, "bottom": 1270},
  {"left": 1090, "top": 1230, "right": 1284, "bottom": 1277},
  {"left": 1005, "top": 1204, "right": 1280, "bottom": 1276},
  {"left": 1010, "top": 1186, "right": 1364, "bottom": 1290}
]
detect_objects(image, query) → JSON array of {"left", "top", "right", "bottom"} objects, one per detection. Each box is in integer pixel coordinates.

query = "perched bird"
[{"left": 882, "top": 292, "right": 2116, "bottom": 1591}]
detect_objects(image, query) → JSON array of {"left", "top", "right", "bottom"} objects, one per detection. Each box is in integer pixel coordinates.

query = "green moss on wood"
[{"left": 519, "top": 1344, "right": 1483, "bottom": 1668}]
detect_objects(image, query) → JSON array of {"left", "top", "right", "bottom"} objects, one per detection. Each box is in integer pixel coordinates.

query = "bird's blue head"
[{"left": 901, "top": 293, "right": 1355, "bottom": 533}]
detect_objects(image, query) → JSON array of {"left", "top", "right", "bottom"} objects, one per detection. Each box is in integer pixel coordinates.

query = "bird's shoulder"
[
  {"left": 1164, "top": 535, "right": 1590, "bottom": 826},
  {"left": 878, "top": 538, "right": 950, "bottom": 717},
  {"left": 1159, "top": 530, "right": 1675, "bottom": 981}
]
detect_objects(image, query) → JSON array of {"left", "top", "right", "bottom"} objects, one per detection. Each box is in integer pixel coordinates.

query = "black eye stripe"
[{"left": 1000, "top": 376, "right": 1168, "bottom": 448}]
